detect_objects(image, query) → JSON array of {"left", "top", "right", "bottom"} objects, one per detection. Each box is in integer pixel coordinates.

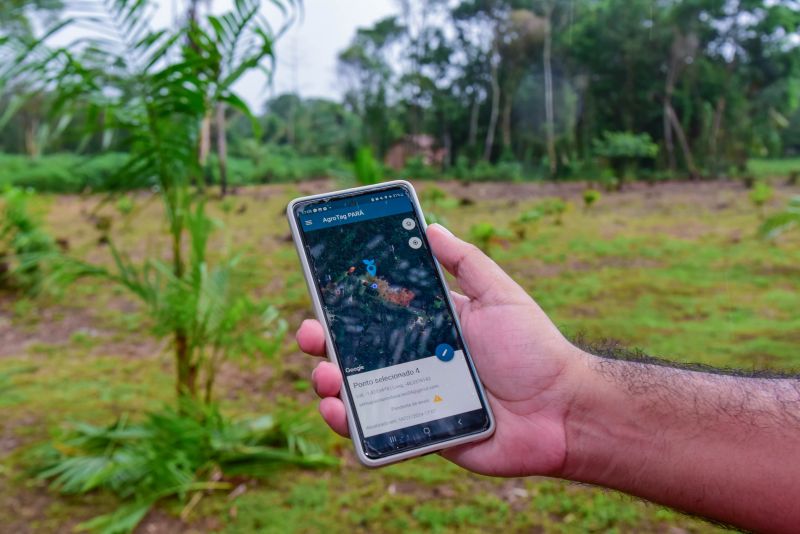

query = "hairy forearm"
[{"left": 562, "top": 347, "right": 800, "bottom": 532}]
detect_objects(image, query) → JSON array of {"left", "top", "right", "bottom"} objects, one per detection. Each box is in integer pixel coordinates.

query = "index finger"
[{"left": 296, "top": 319, "right": 327, "bottom": 357}]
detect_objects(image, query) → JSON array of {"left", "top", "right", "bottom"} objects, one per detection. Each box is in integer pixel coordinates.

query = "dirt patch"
[
  {"left": 135, "top": 508, "right": 222, "bottom": 534},
  {"left": 0, "top": 413, "right": 39, "bottom": 457},
  {"left": 0, "top": 301, "right": 109, "bottom": 358},
  {"left": 215, "top": 361, "right": 276, "bottom": 403},
  {"left": 0, "top": 488, "right": 62, "bottom": 534},
  {"left": 0, "top": 291, "right": 162, "bottom": 360},
  {"left": 427, "top": 178, "right": 754, "bottom": 206},
  {"left": 510, "top": 256, "right": 663, "bottom": 281}
]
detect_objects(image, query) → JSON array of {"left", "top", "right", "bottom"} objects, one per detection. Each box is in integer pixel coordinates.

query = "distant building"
[{"left": 384, "top": 134, "right": 448, "bottom": 170}]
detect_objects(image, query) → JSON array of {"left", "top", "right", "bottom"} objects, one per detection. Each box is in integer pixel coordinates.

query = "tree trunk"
[
  {"left": 483, "top": 51, "right": 500, "bottom": 161},
  {"left": 663, "top": 101, "right": 676, "bottom": 171},
  {"left": 468, "top": 93, "right": 480, "bottom": 156},
  {"left": 501, "top": 91, "right": 512, "bottom": 151},
  {"left": 24, "top": 117, "right": 39, "bottom": 158},
  {"left": 175, "top": 331, "right": 197, "bottom": 399},
  {"left": 663, "top": 52, "right": 678, "bottom": 172},
  {"left": 543, "top": 4, "right": 557, "bottom": 177},
  {"left": 666, "top": 103, "right": 699, "bottom": 180},
  {"left": 443, "top": 128, "right": 452, "bottom": 170},
  {"left": 215, "top": 103, "right": 228, "bottom": 196},
  {"left": 171, "top": 224, "right": 196, "bottom": 400},
  {"left": 198, "top": 111, "right": 211, "bottom": 189},
  {"left": 708, "top": 96, "right": 726, "bottom": 178}
]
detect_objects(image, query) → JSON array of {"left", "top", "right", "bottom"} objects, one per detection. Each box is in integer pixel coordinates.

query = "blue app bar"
[{"left": 300, "top": 195, "right": 413, "bottom": 232}]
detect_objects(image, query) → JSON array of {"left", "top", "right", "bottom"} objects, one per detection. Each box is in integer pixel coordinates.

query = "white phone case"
[{"left": 286, "top": 180, "right": 495, "bottom": 467}]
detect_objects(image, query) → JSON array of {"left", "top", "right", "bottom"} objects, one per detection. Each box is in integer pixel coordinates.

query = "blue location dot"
[{"left": 435, "top": 343, "right": 455, "bottom": 362}]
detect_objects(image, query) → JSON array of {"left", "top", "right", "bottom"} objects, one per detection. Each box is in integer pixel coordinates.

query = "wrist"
[{"left": 558, "top": 350, "right": 651, "bottom": 485}]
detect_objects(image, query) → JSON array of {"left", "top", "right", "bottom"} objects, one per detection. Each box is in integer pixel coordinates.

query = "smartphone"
[{"left": 287, "top": 180, "right": 495, "bottom": 467}]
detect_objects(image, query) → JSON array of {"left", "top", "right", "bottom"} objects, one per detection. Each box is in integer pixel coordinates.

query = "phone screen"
[{"left": 293, "top": 184, "right": 491, "bottom": 458}]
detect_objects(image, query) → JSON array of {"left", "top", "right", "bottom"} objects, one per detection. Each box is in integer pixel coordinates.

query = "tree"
[
  {"left": 338, "top": 16, "right": 405, "bottom": 155},
  {"left": 0, "top": 0, "right": 67, "bottom": 156},
  {"left": 9, "top": 0, "right": 295, "bottom": 402}
]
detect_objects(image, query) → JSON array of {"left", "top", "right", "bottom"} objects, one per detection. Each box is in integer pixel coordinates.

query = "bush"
[
  {"left": 511, "top": 208, "right": 543, "bottom": 239},
  {"left": 211, "top": 146, "right": 350, "bottom": 185},
  {"left": 469, "top": 222, "right": 499, "bottom": 255},
  {"left": 0, "top": 153, "right": 138, "bottom": 193},
  {"left": 0, "top": 149, "right": 356, "bottom": 193},
  {"left": 593, "top": 131, "right": 658, "bottom": 183},
  {"left": 455, "top": 159, "right": 526, "bottom": 182},
  {"left": 0, "top": 187, "right": 57, "bottom": 292},
  {"left": 537, "top": 197, "right": 569, "bottom": 225},
  {"left": 354, "top": 146, "right": 382, "bottom": 185},
  {"left": 759, "top": 195, "right": 800, "bottom": 238},
  {"left": 583, "top": 188, "right": 601, "bottom": 209},
  {"left": 37, "top": 400, "right": 336, "bottom": 533},
  {"left": 749, "top": 181, "right": 774, "bottom": 219},
  {"left": 400, "top": 155, "right": 437, "bottom": 180}
]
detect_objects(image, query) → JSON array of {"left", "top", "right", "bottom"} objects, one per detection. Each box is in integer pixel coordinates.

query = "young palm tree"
[
  {"left": 8, "top": 0, "right": 296, "bottom": 401},
  {"left": 1, "top": 4, "right": 338, "bottom": 533}
]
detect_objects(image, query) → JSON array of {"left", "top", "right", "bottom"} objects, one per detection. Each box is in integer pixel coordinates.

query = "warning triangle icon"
[{"left": 433, "top": 395, "right": 443, "bottom": 403}]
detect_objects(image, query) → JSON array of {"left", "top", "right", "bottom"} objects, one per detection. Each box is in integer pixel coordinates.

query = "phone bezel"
[{"left": 286, "top": 180, "right": 495, "bottom": 467}]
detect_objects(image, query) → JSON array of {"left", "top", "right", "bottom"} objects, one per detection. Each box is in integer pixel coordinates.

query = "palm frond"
[
  {"left": 759, "top": 196, "right": 800, "bottom": 239},
  {"left": 38, "top": 401, "right": 335, "bottom": 533}
]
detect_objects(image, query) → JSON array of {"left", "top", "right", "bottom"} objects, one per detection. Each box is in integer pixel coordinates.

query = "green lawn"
[
  {"left": 1, "top": 179, "right": 798, "bottom": 532},
  {"left": 749, "top": 157, "right": 800, "bottom": 179}
]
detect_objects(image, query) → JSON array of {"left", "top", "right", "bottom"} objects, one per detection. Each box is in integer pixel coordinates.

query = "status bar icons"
[{"left": 370, "top": 193, "right": 403, "bottom": 202}]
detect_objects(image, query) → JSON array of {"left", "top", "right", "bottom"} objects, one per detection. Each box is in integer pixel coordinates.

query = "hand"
[{"left": 297, "top": 223, "right": 584, "bottom": 477}]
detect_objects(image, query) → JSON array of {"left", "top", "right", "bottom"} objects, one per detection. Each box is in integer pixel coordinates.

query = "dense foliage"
[{"left": 3, "top": 0, "right": 799, "bottom": 186}]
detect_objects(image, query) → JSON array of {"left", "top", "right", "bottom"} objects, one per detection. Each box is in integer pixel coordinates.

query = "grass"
[
  {"left": 749, "top": 157, "right": 800, "bottom": 179},
  {"left": 0, "top": 178, "right": 798, "bottom": 532}
]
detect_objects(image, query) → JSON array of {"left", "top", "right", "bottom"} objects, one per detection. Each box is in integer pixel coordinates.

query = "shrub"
[
  {"left": 511, "top": 209, "right": 543, "bottom": 240},
  {"left": 583, "top": 188, "right": 601, "bottom": 210},
  {"left": 0, "top": 187, "right": 57, "bottom": 292},
  {"left": 354, "top": 146, "right": 382, "bottom": 185},
  {"left": 0, "top": 153, "right": 138, "bottom": 193},
  {"left": 537, "top": 197, "right": 569, "bottom": 225},
  {"left": 401, "top": 155, "right": 437, "bottom": 180},
  {"left": 37, "top": 400, "right": 336, "bottom": 533},
  {"left": 749, "top": 181, "right": 774, "bottom": 219},
  {"left": 451, "top": 159, "right": 528, "bottom": 182},
  {"left": 759, "top": 195, "right": 800, "bottom": 239},
  {"left": 593, "top": 131, "right": 658, "bottom": 184},
  {"left": 469, "top": 222, "right": 498, "bottom": 255}
]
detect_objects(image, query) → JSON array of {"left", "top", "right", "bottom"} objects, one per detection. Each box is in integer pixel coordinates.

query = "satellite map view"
[{"left": 303, "top": 208, "right": 463, "bottom": 374}]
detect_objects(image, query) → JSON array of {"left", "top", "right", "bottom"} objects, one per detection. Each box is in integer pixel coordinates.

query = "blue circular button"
[{"left": 435, "top": 343, "right": 455, "bottom": 362}]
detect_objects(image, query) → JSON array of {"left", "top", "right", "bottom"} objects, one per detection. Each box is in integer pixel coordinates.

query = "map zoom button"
[
  {"left": 408, "top": 237, "right": 422, "bottom": 249},
  {"left": 402, "top": 218, "right": 416, "bottom": 230}
]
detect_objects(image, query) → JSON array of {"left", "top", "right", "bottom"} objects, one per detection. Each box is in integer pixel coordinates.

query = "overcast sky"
[
  {"left": 182, "top": 0, "right": 399, "bottom": 110},
  {"left": 51, "top": 0, "right": 398, "bottom": 111},
  {"left": 269, "top": 0, "right": 398, "bottom": 101}
]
